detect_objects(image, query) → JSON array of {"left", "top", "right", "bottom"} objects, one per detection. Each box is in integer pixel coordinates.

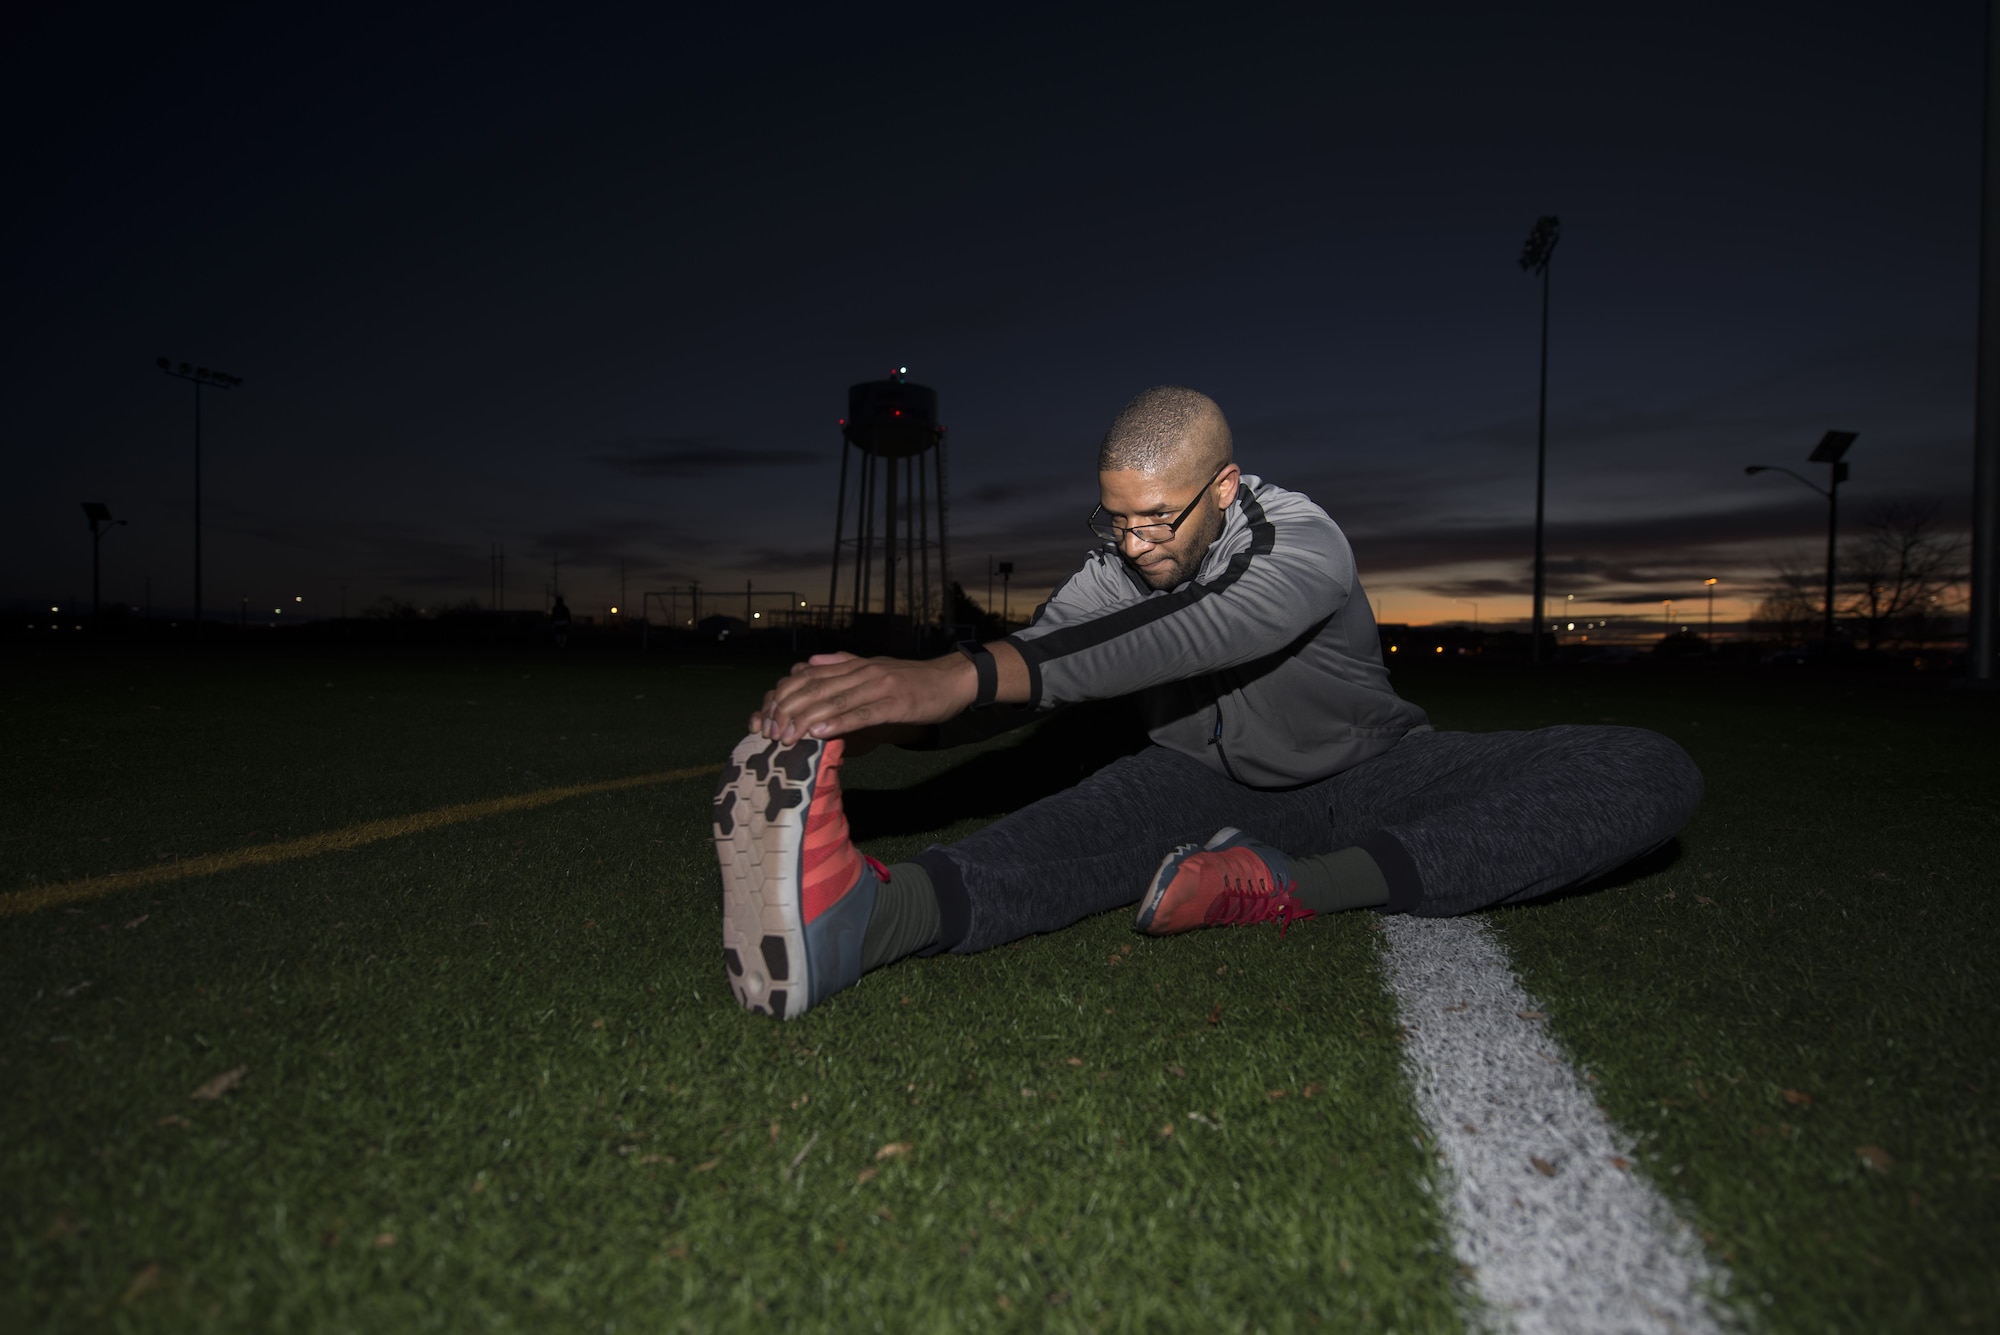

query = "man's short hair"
[{"left": 1097, "top": 386, "right": 1233, "bottom": 481}]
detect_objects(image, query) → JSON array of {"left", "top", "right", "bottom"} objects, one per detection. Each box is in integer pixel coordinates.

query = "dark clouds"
[{"left": 594, "top": 440, "right": 819, "bottom": 479}]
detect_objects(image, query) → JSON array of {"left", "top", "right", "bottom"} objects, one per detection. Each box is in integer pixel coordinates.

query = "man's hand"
[
  {"left": 749, "top": 643, "right": 1030, "bottom": 743},
  {"left": 750, "top": 651, "right": 976, "bottom": 743}
]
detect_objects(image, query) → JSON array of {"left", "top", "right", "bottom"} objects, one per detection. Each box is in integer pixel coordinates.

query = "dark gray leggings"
[{"left": 912, "top": 726, "right": 1702, "bottom": 954}]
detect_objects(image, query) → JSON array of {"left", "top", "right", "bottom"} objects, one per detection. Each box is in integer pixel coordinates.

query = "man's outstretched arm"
[{"left": 748, "top": 641, "right": 1031, "bottom": 744}]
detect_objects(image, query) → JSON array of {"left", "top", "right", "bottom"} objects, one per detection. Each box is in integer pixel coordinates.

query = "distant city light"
[
  {"left": 49, "top": 605, "right": 57, "bottom": 611},
  {"left": 1435, "top": 646, "right": 1443, "bottom": 653},
  {"left": 610, "top": 606, "right": 619, "bottom": 614},
  {"left": 753, "top": 612, "right": 761, "bottom": 619},
  {"left": 295, "top": 595, "right": 302, "bottom": 602}
]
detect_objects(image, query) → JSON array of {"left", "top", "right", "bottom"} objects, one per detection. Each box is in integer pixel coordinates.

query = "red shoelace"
[{"left": 1204, "top": 873, "right": 1316, "bottom": 936}]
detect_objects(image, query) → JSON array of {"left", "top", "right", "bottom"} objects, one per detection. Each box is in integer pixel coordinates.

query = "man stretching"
[{"left": 713, "top": 387, "right": 1701, "bottom": 1019}]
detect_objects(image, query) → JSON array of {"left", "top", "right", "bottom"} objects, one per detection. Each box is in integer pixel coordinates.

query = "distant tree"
[
  {"left": 1840, "top": 502, "right": 1967, "bottom": 651},
  {"left": 364, "top": 596, "right": 422, "bottom": 620},
  {"left": 1747, "top": 550, "right": 1821, "bottom": 647},
  {"left": 947, "top": 581, "right": 1002, "bottom": 639}
]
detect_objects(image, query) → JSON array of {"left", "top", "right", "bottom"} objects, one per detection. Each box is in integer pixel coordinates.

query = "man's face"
[{"left": 1096, "top": 464, "right": 1241, "bottom": 590}]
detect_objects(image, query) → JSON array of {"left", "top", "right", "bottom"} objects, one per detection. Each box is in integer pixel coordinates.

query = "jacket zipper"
[{"left": 1211, "top": 695, "right": 1244, "bottom": 782}]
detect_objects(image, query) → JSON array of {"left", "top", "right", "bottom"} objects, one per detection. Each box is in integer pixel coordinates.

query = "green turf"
[
  {"left": 3, "top": 650, "right": 1463, "bottom": 1332},
  {"left": 1407, "top": 667, "right": 2000, "bottom": 1333}
]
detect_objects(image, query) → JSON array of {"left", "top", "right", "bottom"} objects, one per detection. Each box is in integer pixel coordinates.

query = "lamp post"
[
  {"left": 156, "top": 358, "right": 244, "bottom": 637},
  {"left": 81, "top": 503, "right": 127, "bottom": 617},
  {"left": 1746, "top": 430, "right": 1855, "bottom": 646},
  {"left": 998, "top": 562, "right": 1015, "bottom": 629},
  {"left": 1454, "top": 598, "right": 1479, "bottom": 630},
  {"left": 1664, "top": 599, "right": 1673, "bottom": 637},
  {"left": 1705, "top": 578, "right": 1718, "bottom": 647},
  {"left": 1519, "top": 215, "right": 1560, "bottom": 665}
]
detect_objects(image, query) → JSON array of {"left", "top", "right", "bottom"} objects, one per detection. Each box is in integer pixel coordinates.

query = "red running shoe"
[
  {"left": 714, "top": 735, "right": 883, "bottom": 1019},
  {"left": 1134, "top": 827, "right": 1314, "bottom": 935}
]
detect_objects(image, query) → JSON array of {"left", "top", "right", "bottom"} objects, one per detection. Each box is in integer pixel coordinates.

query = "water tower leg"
[
  {"left": 885, "top": 452, "right": 900, "bottom": 618},
  {"left": 855, "top": 450, "right": 874, "bottom": 620},
  {"left": 918, "top": 451, "right": 932, "bottom": 643},
  {"left": 828, "top": 437, "right": 850, "bottom": 621}
]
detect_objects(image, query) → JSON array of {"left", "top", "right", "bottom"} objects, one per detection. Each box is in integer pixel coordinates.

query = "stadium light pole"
[
  {"left": 1519, "top": 215, "right": 1560, "bottom": 664},
  {"left": 1705, "top": 577, "right": 1718, "bottom": 647},
  {"left": 1971, "top": 0, "right": 2000, "bottom": 680},
  {"left": 81, "top": 503, "right": 127, "bottom": 617},
  {"left": 1746, "top": 430, "right": 1855, "bottom": 646},
  {"left": 156, "top": 357, "right": 244, "bottom": 637}
]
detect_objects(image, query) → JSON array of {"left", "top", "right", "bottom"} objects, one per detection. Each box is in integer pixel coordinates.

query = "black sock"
[
  {"left": 1288, "top": 847, "right": 1391, "bottom": 913},
  {"left": 860, "top": 861, "right": 941, "bottom": 971}
]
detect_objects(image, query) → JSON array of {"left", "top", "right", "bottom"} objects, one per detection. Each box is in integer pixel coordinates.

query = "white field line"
[{"left": 1380, "top": 916, "right": 1731, "bottom": 1335}]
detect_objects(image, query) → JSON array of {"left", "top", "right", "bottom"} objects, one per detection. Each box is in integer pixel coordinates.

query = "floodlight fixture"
[
  {"left": 1518, "top": 215, "right": 1560, "bottom": 276},
  {"left": 1518, "top": 215, "right": 1561, "bottom": 663},
  {"left": 157, "top": 355, "right": 244, "bottom": 636}
]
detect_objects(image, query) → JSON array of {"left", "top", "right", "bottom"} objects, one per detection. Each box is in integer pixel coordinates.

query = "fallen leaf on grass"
[
  {"left": 768, "top": 1121, "right": 781, "bottom": 1147},
  {"left": 1442, "top": 1003, "right": 1467, "bottom": 1013},
  {"left": 1064, "top": 1057, "right": 1084, "bottom": 1067},
  {"left": 1516, "top": 1010, "right": 1546, "bottom": 1021},
  {"left": 124, "top": 915, "right": 149, "bottom": 930},
  {"left": 1611, "top": 1156, "right": 1632, "bottom": 1171},
  {"left": 855, "top": 1167, "right": 879, "bottom": 1186},
  {"left": 1205, "top": 1004, "right": 1221, "bottom": 1027},
  {"left": 693, "top": 1159, "right": 720, "bottom": 1173},
  {"left": 1302, "top": 1083, "right": 1323, "bottom": 1098},
  {"left": 637, "top": 1154, "right": 672, "bottom": 1165},
  {"left": 1782, "top": 1089, "right": 1814, "bottom": 1106},
  {"left": 874, "top": 1142, "right": 913, "bottom": 1162},
  {"left": 1694, "top": 894, "right": 1715, "bottom": 907},
  {"left": 119, "top": 1262, "right": 164, "bottom": 1303},
  {"left": 189, "top": 1067, "right": 247, "bottom": 1101},
  {"left": 1530, "top": 1156, "right": 1557, "bottom": 1177},
  {"left": 876, "top": 1206, "right": 893, "bottom": 1221},
  {"left": 1266, "top": 1089, "right": 1286, "bottom": 1100},
  {"left": 373, "top": 1233, "right": 396, "bottom": 1248},
  {"left": 1167, "top": 1065, "right": 1187, "bottom": 1079},
  {"left": 156, "top": 1115, "right": 190, "bottom": 1128},
  {"left": 1214, "top": 965, "right": 1228, "bottom": 977},
  {"left": 1120, "top": 944, "right": 1133, "bottom": 956},
  {"left": 1158, "top": 1123, "right": 1174, "bottom": 1138},
  {"left": 997, "top": 1294, "right": 1014, "bottom": 1310},
  {"left": 591, "top": 1018, "right": 605, "bottom": 1030},
  {"left": 1857, "top": 1145, "right": 1894, "bottom": 1172}
]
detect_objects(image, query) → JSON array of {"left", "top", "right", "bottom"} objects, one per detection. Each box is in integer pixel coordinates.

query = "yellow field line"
[{"left": 0, "top": 764, "right": 720, "bottom": 919}]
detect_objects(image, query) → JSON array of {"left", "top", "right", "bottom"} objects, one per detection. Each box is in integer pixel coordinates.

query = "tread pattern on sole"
[{"left": 714, "top": 734, "right": 822, "bottom": 1019}]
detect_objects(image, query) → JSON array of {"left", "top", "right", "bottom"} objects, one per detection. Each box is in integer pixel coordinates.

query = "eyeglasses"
[{"left": 1087, "top": 464, "right": 1228, "bottom": 546}]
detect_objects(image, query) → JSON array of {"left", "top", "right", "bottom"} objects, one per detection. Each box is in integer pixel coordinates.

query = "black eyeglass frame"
[{"left": 1086, "top": 463, "right": 1231, "bottom": 546}]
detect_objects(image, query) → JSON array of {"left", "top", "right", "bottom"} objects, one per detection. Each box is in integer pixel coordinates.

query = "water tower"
[{"left": 828, "top": 368, "right": 951, "bottom": 649}]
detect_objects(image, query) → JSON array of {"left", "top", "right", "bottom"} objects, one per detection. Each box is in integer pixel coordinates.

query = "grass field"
[{"left": 2, "top": 646, "right": 1996, "bottom": 1331}]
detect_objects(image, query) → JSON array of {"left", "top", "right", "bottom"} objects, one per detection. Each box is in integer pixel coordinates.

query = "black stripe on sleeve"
[{"left": 1008, "top": 492, "right": 1277, "bottom": 703}]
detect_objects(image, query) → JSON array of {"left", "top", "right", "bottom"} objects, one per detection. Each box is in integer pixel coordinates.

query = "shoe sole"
[
  {"left": 1133, "top": 826, "right": 1243, "bottom": 934},
  {"left": 713, "top": 734, "right": 826, "bottom": 1019}
]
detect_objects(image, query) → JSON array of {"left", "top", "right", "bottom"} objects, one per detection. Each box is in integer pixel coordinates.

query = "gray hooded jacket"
[{"left": 1000, "top": 474, "right": 1429, "bottom": 788}]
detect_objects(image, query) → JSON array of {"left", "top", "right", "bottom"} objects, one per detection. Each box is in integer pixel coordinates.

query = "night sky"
[{"left": 3, "top": 2, "right": 1983, "bottom": 631}]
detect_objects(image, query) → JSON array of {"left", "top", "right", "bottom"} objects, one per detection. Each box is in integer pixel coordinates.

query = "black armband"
[{"left": 955, "top": 640, "right": 998, "bottom": 709}]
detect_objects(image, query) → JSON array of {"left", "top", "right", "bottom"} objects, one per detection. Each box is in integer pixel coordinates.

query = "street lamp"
[
  {"left": 1453, "top": 598, "right": 1479, "bottom": 630},
  {"left": 1519, "top": 214, "right": 1560, "bottom": 665},
  {"left": 1746, "top": 430, "right": 1855, "bottom": 646},
  {"left": 1663, "top": 599, "right": 1673, "bottom": 637},
  {"left": 1704, "top": 578, "right": 1718, "bottom": 647},
  {"left": 157, "top": 357, "right": 245, "bottom": 636},
  {"left": 81, "top": 503, "right": 127, "bottom": 617}
]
